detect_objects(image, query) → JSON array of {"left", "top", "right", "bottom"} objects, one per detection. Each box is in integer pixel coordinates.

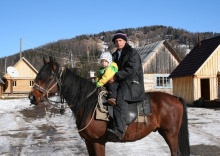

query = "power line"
[
  {"left": 23, "top": 47, "right": 69, "bottom": 61},
  {"left": 22, "top": 40, "right": 70, "bottom": 57}
]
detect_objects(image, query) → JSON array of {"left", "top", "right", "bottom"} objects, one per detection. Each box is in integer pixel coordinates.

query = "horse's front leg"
[{"left": 85, "top": 140, "right": 106, "bottom": 156}]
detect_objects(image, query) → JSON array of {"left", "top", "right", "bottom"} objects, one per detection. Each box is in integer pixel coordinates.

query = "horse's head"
[{"left": 29, "top": 56, "right": 61, "bottom": 105}]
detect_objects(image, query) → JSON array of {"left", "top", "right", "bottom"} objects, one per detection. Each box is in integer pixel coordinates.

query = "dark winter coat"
[{"left": 112, "top": 43, "right": 145, "bottom": 102}]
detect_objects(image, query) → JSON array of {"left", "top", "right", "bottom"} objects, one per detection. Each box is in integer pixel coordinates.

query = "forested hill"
[{"left": 0, "top": 25, "right": 219, "bottom": 77}]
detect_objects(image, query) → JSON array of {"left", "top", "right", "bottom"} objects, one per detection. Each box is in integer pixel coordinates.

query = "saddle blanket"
[{"left": 95, "top": 93, "right": 151, "bottom": 123}]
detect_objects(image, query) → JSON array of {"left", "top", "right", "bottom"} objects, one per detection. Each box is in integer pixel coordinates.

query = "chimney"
[{"left": 197, "top": 35, "right": 201, "bottom": 46}]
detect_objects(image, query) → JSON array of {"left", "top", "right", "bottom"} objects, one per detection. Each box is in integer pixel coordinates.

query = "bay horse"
[{"left": 29, "top": 57, "right": 190, "bottom": 156}]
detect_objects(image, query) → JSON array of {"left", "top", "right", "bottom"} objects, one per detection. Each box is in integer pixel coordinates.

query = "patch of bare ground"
[{"left": 190, "top": 144, "right": 220, "bottom": 156}]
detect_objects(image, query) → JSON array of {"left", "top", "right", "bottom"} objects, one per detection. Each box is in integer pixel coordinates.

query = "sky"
[{"left": 1, "top": 0, "right": 220, "bottom": 58}]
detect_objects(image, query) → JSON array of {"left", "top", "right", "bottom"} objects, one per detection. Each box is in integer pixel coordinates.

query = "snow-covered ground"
[{"left": 0, "top": 98, "right": 220, "bottom": 156}]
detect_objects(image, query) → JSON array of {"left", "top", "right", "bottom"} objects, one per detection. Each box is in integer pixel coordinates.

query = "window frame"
[
  {"left": 154, "top": 74, "right": 172, "bottom": 89},
  {"left": 30, "top": 80, "right": 34, "bottom": 87},
  {"left": 13, "top": 80, "right": 17, "bottom": 87}
]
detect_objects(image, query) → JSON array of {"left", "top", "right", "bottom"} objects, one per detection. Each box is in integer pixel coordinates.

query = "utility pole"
[
  {"left": 4, "top": 57, "right": 7, "bottom": 74},
  {"left": 69, "top": 50, "right": 73, "bottom": 68},
  {"left": 20, "top": 38, "right": 22, "bottom": 59}
]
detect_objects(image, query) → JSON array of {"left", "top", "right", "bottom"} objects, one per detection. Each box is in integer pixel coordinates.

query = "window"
[
  {"left": 13, "top": 80, "right": 17, "bottom": 86},
  {"left": 30, "top": 81, "right": 34, "bottom": 86},
  {"left": 155, "top": 74, "right": 172, "bottom": 88}
]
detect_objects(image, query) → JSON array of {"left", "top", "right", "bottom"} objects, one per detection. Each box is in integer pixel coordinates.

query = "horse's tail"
[{"left": 178, "top": 97, "right": 190, "bottom": 155}]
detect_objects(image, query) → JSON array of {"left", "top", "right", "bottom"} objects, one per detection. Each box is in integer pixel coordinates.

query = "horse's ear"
[
  {"left": 48, "top": 56, "right": 58, "bottom": 71},
  {"left": 43, "top": 57, "right": 48, "bottom": 65},
  {"left": 52, "top": 63, "right": 59, "bottom": 71}
]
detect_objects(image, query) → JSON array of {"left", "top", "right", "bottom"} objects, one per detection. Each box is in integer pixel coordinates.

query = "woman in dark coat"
[{"left": 107, "top": 31, "right": 145, "bottom": 141}]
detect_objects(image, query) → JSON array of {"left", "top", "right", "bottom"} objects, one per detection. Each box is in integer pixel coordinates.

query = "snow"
[{"left": 0, "top": 98, "right": 220, "bottom": 156}]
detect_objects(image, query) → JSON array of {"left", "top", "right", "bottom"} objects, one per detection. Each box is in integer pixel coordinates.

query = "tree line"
[{"left": 0, "top": 25, "right": 219, "bottom": 77}]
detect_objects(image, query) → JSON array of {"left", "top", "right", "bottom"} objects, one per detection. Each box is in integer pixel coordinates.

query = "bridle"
[
  {"left": 33, "top": 77, "right": 58, "bottom": 101},
  {"left": 30, "top": 65, "right": 100, "bottom": 131},
  {"left": 31, "top": 67, "right": 65, "bottom": 104}
]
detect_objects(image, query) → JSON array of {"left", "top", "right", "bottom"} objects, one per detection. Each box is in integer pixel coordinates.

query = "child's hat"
[{"left": 100, "top": 52, "right": 112, "bottom": 64}]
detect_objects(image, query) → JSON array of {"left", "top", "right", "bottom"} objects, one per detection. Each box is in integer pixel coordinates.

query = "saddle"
[{"left": 95, "top": 91, "right": 152, "bottom": 124}]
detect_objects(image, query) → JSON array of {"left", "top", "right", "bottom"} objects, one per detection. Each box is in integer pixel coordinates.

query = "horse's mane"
[
  {"left": 60, "top": 68, "right": 98, "bottom": 128},
  {"left": 36, "top": 59, "right": 98, "bottom": 129}
]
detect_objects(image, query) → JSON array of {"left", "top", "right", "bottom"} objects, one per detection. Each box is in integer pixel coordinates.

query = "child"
[{"left": 96, "top": 52, "right": 118, "bottom": 105}]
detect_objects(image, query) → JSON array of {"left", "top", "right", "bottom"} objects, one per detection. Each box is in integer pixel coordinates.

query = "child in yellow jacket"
[
  {"left": 96, "top": 52, "right": 118, "bottom": 87},
  {"left": 96, "top": 52, "right": 118, "bottom": 105}
]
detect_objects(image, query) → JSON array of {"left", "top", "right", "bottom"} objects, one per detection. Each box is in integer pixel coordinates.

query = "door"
[{"left": 200, "top": 79, "right": 210, "bottom": 100}]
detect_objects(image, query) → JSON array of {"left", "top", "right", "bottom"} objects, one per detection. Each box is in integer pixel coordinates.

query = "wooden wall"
[
  {"left": 196, "top": 46, "right": 220, "bottom": 76},
  {"left": 142, "top": 45, "right": 178, "bottom": 94},
  {"left": 172, "top": 47, "right": 220, "bottom": 104},
  {"left": 0, "top": 84, "right": 3, "bottom": 97},
  {"left": 15, "top": 59, "right": 37, "bottom": 77},
  {"left": 195, "top": 47, "right": 220, "bottom": 101},
  {"left": 4, "top": 79, "right": 34, "bottom": 94},
  {"left": 3, "top": 58, "right": 37, "bottom": 95},
  {"left": 143, "top": 47, "right": 179, "bottom": 74},
  {"left": 172, "top": 76, "right": 194, "bottom": 104},
  {"left": 144, "top": 74, "right": 172, "bottom": 94}
]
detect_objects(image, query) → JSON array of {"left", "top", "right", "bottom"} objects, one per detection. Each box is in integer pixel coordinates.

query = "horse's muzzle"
[{"left": 28, "top": 92, "right": 37, "bottom": 105}]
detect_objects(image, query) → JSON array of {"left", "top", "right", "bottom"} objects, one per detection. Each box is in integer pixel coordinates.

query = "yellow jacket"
[{"left": 96, "top": 62, "right": 118, "bottom": 87}]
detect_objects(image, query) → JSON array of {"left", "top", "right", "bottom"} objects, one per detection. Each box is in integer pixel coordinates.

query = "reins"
[
  {"left": 43, "top": 102, "right": 98, "bottom": 133},
  {"left": 77, "top": 103, "right": 98, "bottom": 132},
  {"left": 36, "top": 66, "right": 99, "bottom": 133},
  {"left": 64, "top": 80, "right": 99, "bottom": 132}
]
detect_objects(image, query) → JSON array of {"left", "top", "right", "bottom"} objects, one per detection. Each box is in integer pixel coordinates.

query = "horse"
[{"left": 29, "top": 56, "right": 190, "bottom": 156}]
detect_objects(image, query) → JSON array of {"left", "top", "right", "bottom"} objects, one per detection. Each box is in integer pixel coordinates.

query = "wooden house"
[
  {"left": 169, "top": 35, "right": 220, "bottom": 104},
  {"left": 135, "top": 40, "right": 181, "bottom": 94},
  {"left": 2, "top": 57, "right": 38, "bottom": 98},
  {"left": 0, "top": 78, "right": 4, "bottom": 98}
]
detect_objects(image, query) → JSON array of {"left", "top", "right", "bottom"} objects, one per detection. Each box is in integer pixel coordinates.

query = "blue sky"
[{"left": 1, "top": 0, "right": 220, "bottom": 58}]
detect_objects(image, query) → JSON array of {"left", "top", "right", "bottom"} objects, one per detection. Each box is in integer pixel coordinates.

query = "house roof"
[
  {"left": 4, "top": 57, "right": 38, "bottom": 78},
  {"left": 169, "top": 35, "right": 220, "bottom": 78},
  {"left": 14, "top": 57, "right": 38, "bottom": 73},
  {"left": 0, "top": 78, "right": 4, "bottom": 84},
  {"left": 135, "top": 40, "right": 181, "bottom": 63}
]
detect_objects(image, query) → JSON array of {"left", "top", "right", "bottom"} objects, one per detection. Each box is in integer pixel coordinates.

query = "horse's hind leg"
[
  {"left": 158, "top": 129, "right": 180, "bottom": 156},
  {"left": 85, "top": 140, "right": 106, "bottom": 156}
]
